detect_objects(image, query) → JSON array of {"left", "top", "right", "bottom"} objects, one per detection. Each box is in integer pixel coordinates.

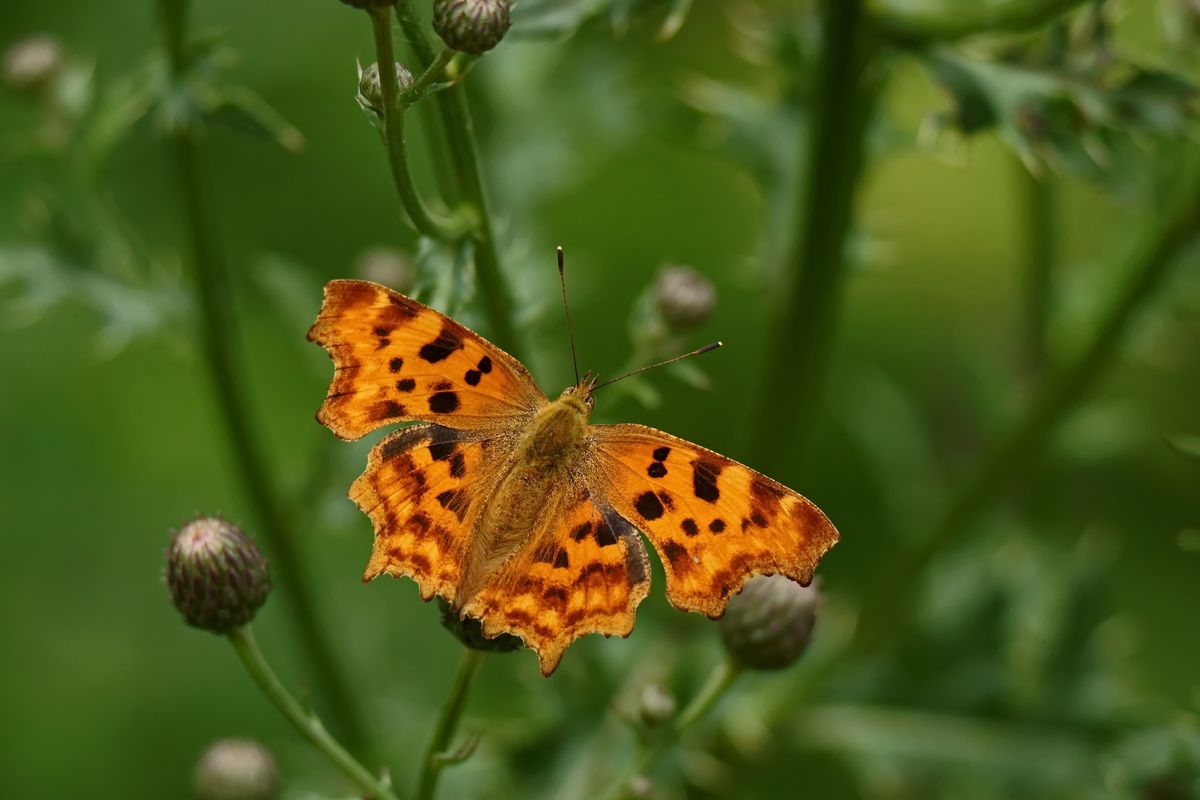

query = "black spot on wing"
[
  {"left": 553, "top": 550, "right": 570, "bottom": 569},
  {"left": 647, "top": 462, "right": 667, "bottom": 478},
  {"left": 691, "top": 458, "right": 723, "bottom": 503},
  {"left": 396, "top": 378, "right": 416, "bottom": 392},
  {"left": 652, "top": 446, "right": 670, "bottom": 462},
  {"left": 661, "top": 540, "right": 688, "bottom": 570},
  {"left": 419, "top": 324, "right": 464, "bottom": 363},
  {"left": 389, "top": 357, "right": 404, "bottom": 373},
  {"left": 594, "top": 519, "right": 618, "bottom": 547},
  {"left": 448, "top": 451, "right": 466, "bottom": 478},
  {"left": 681, "top": 518, "right": 699, "bottom": 537},
  {"left": 571, "top": 521, "right": 592, "bottom": 542},
  {"left": 428, "top": 441, "right": 455, "bottom": 462},
  {"left": 709, "top": 519, "right": 726, "bottom": 533},
  {"left": 477, "top": 356, "right": 492, "bottom": 373},
  {"left": 428, "top": 391, "right": 460, "bottom": 414},
  {"left": 373, "top": 400, "right": 406, "bottom": 419},
  {"left": 634, "top": 491, "right": 664, "bottom": 520},
  {"left": 464, "top": 369, "right": 481, "bottom": 386}
]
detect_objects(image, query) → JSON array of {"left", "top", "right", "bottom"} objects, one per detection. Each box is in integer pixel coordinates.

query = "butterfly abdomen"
[{"left": 456, "top": 396, "right": 591, "bottom": 605}]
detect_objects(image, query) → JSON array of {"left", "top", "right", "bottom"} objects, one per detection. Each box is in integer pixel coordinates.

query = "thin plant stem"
[
  {"left": 605, "top": 658, "right": 743, "bottom": 800},
  {"left": 856, "top": 167, "right": 1200, "bottom": 652},
  {"left": 229, "top": 627, "right": 401, "bottom": 800},
  {"left": 369, "top": 8, "right": 470, "bottom": 242},
  {"left": 404, "top": 47, "right": 456, "bottom": 103},
  {"left": 416, "top": 648, "right": 486, "bottom": 800},
  {"left": 1019, "top": 162, "right": 1056, "bottom": 384},
  {"left": 392, "top": 0, "right": 525, "bottom": 361},
  {"left": 748, "top": 0, "right": 881, "bottom": 472},
  {"left": 868, "top": 0, "right": 1090, "bottom": 42},
  {"left": 157, "top": 0, "right": 367, "bottom": 755}
]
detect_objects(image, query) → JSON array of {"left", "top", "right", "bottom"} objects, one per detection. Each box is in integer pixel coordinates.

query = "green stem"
[
  {"left": 607, "top": 658, "right": 743, "bottom": 800},
  {"left": 403, "top": 47, "right": 456, "bottom": 103},
  {"left": 853, "top": 164, "right": 1200, "bottom": 655},
  {"left": 1020, "top": 163, "right": 1055, "bottom": 384},
  {"left": 157, "top": 0, "right": 368, "bottom": 756},
  {"left": 392, "top": 0, "right": 525, "bottom": 361},
  {"left": 369, "top": 8, "right": 469, "bottom": 242},
  {"left": 229, "top": 627, "right": 400, "bottom": 800},
  {"left": 868, "top": 0, "right": 1090, "bottom": 42},
  {"left": 748, "top": 0, "right": 880, "bottom": 471},
  {"left": 416, "top": 648, "right": 485, "bottom": 800}
]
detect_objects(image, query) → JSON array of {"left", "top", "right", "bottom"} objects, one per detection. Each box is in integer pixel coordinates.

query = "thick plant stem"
[
  {"left": 229, "top": 628, "right": 400, "bottom": 800},
  {"left": 607, "top": 658, "right": 743, "bottom": 800},
  {"left": 158, "top": 0, "right": 367, "bottom": 755},
  {"left": 1020, "top": 165, "right": 1056, "bottom": 384},
  {"left": 869, "top": 0, "right": 1089, "bottom": 42},
  {"left": 855, "top": 168, "right": 1200, "bottom": 654},
  {"left": 749, "top": 0, "right": 880, "bottom": 471},
  {"left": 369, "top": 8, "right": 469, "bottom": 242},
  {"left": 392, "top": 0, "right": 525, "bottom": 361},
  {"left": 416, "top": 648, "right": 485, "bottom": 800}
]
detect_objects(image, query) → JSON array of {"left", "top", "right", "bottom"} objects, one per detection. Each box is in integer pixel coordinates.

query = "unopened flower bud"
[
  {"left": 193, "top": 738, "right": 280, "bottom": 800},
  {"left": 655, "top": 265, "right": 715, "bottom": 330},
  {"left": 166, "top": 517, "right": 271, "bottom": 635},
  {"left": 720, "top": 575, "right": 819, "bottom": 671},
  {"left": 637, "top": 683, "right": 677, "bottom": 728},
  {"left": 3, "top": 35, "right": 64, "bottom": 95},
  {"left": 438, "top": 597, "right": 521, "bottom": 653},
  {"left": 356, "top": 246, "right": 415, "bottom": 294},
  {"left": 358, "top": 61, "right": 414, "bottom": 115},
  {"left": 433, "top": 0, "right": 512, "bottom": 55}
]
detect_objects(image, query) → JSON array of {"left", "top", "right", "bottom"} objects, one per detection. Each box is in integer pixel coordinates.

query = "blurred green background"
[{"left": 2, "top": 1, "right": 1198, "bottom": 798}]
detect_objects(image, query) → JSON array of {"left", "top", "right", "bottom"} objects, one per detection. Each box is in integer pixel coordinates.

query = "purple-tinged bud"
[
  {"left": 358, "top": 61, "right": 415, "bottom": 115},
  {"left": 438, "top": 597, "right": 521, "bottom": 653},
  {"left": 433, "top": 0, "right": 512, "bottom": 55},
  {"left": 166, "top": 517, "right": 271, "bottom": 635},
  {"left": 719, "top": 575, "right": 820, "bottom": 671}
]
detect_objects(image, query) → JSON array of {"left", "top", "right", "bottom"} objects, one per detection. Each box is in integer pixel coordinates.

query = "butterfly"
[{"left": 307, "top": 262, "right": 839, "bottom": 675}]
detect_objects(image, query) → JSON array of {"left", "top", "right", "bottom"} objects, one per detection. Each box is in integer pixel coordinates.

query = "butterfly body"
[{"left": 309, "top": 279, "right": 839, "bottom": 675}]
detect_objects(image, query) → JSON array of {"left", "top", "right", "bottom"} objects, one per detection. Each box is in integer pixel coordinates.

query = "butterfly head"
[{"left": 558, "top": 371, "right": 598, "bottom": 414}]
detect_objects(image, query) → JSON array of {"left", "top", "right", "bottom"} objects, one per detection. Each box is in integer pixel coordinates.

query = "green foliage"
[{"left": 1, "top": 1, "right": 1198, "bottom": 799}]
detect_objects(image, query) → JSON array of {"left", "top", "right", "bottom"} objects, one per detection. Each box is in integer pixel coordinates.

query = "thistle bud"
[
  {"left": 719, "top": 576, "right": 819, "bottom": 671},
  {"left": 438, "top": 597, "right": 521, "bottom": 653},
  {"left": 166, "top": 517, "right": 271, "bottom": 635},
  {"left": 357, "top": 61, "right": 414, "bottom": 115},
  {"left": 3, "top": 35, "right": 64, "bottom": 96},
  {"left": 193, "top": 738, "right": 280, "bottom": 800},
  {"left": 637, "top": 683, "right": 677, "bottom": 728},
  {"left": 655, "top": 265, "right": 715, "bottom": 330},
  {"left": 433, "top": 0, "right": 512, "bottom": 55}
]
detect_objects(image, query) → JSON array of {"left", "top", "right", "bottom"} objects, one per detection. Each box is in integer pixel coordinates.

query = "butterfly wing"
[
  {"left": 308, "top": 280, "right": 547, "bottom": 440},
  {"left": 462, "top": 484, "right": 651, "bottom": 676},
  {"left": 588, "top": 423, "right": 838, "bottom": 617},
  {"left": 353, "top": 423, "right": 515, "bottom": 605}
]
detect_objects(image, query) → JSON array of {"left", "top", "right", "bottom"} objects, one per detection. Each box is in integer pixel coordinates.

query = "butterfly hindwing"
[
  {"left": 308, "top": 280, "right": 546, "bottom": 440},
  {"left": 354, "top": 423, "right": 514, "bottom": 605},
  {"left": 463, "top": 485, "right": 651, "bottom": 676},
  {"left": 589, "top": 424, "right": 839, "bottom": 618}
]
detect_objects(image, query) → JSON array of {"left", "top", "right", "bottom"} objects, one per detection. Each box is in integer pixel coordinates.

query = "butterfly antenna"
[
  {"left": 558, "top": 246, "right": 580, "bottom": 385},
  {"left": 593, "top": 341, "right": 723, "bottom": 392}
]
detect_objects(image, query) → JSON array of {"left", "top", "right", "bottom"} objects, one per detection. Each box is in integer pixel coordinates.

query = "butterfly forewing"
[
  {"left": 587, "top": 424, "right": 839, "bottom": 618},
  {"left": 308, "top": 280, "right": 546, "bottom": 440}
]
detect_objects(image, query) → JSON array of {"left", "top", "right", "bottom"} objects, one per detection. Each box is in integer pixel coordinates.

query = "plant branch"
[
  {"left": 869, "top": 0, "right": 1090, "bottom": 43},
  {"left": 748, "top": 0, "right": 881, "bottom": 471},
  {"left": 369, "top": 8, "right": 471, "bottom": 242},
  {"left": 392, "top": 0, "right": 525, "bottom": 361},
  {"left": 416, "top": 648, "right": 485, "bottom": 800},
  {"left": 853, "top": 163, "right": 1200, "bottom": 655},
  {"left": 229, "top": 627, "right": 400, "bottom": 800},
  {"left": 157, "top": 0, "right": 368, "bottom": 755},
  {"left": 605, "top": 658, "right": 743, "bottom": 800},
  {"left": 404, "top": 47, "right": 457, "bottom": 103}
]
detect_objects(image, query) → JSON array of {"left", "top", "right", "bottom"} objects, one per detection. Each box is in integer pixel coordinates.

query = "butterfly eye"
[{"left": 585, "top": 395, "right": 594, "bottom": 410}]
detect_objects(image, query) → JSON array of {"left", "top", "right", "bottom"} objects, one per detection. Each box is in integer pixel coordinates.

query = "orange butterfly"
[{"left": 308, "top": 260, "right": 839, "bottom": 675}]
